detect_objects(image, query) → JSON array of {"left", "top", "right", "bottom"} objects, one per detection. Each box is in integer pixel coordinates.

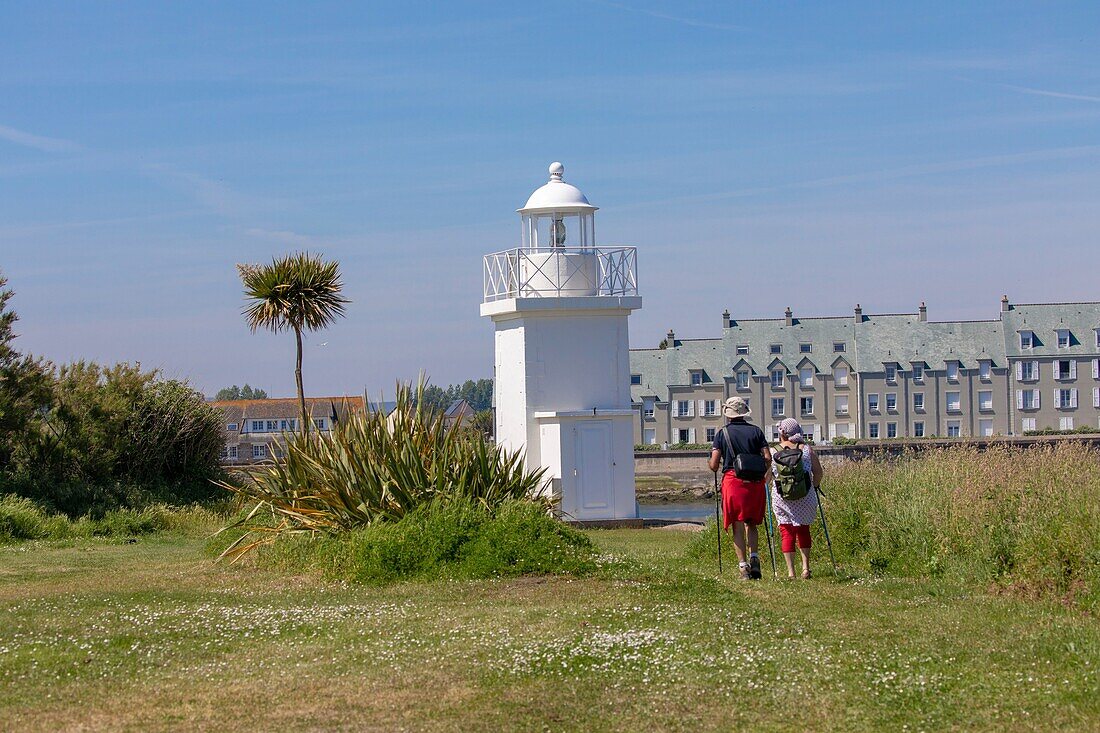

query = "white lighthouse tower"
[{"left": 481, "top": 162, "right": 641, "bottom": 522}]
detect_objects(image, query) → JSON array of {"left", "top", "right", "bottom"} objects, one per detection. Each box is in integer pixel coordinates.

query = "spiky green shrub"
[{"left": 217, "top": 385, "right": 548, "bottom": 560}]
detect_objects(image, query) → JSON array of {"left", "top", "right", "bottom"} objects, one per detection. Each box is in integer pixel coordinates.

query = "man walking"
[{"left": 708, "top": 396, "right": 771, "bottom": 580}]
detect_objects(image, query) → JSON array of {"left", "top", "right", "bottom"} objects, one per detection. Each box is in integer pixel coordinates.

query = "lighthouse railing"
[{"left": 483, "top": 246, "right": 638, "bottom": 302}]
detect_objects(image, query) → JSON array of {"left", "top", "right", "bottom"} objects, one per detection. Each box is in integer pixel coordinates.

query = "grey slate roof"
[{"left": 1001, "top": 302, "right": 1100, "bottom": 357}]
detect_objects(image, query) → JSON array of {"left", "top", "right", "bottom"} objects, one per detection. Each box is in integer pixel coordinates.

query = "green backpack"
[{"left": 773, "top": 446, "right": 811, "bottom": 501}]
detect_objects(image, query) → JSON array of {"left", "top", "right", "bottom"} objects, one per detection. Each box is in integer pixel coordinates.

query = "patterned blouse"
[{"left": 769, "top": 443, "right": 819, "bottom": 526}]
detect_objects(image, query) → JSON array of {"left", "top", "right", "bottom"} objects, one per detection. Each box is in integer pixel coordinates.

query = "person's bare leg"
[
  {"left": 746, "top": 523, "right": 759, "bottom": 556},
  {"left": 730, "top": 521, "right": 747, "bottom": 564},
  {"left": 783, "top": 551, "right": 796, "bottom": 577},
  {"left": 800, "top": 547, "right": 811, "bottom": 576}
]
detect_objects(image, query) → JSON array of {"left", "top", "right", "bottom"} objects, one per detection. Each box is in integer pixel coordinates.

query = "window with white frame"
[
  {"left": 946, "top": 361, "right": 959, "bottom": 382},
  {"left": 913, "top": 421, "right": 925, "bottom": 438},
  {"left": 1057, "top": 329, "right": 1070, "bottom": 348},
  {"left": 771, "top": 369, "right": 785, "bottom": 388},
  {"left": 226, "top": 422, "right": 238, "bottom": 432},
  {"left": 704, "top": 399, "right": 717, "bottom": 417},
  {"left": 869, "top": 423, "right": 880, "bottom": 439},
  {"left": 736, "top": 344, "right": 749, "bottom": 355},
  {"left": 833, "top": 422, "right": 851, "bottom": 439},
  {"left": 833, "top": 342, "right": 846, "bottom": 353},
  {"left": 800, "top": 367, "right": 814, "bottom": 388},
  {"left": 868, "top": 393, "right": 880, "bottom": 411},
  {"left": 802, "top": 424, "right": 816, "bottom": 442},
  {"left": 691, "top": 371, "right": 703, "bottom": 386},
  {"left": 800, "top": 343, "right": 812, "bottom": 354},
  {"left": 946, "top": 391, "right": 961, "bottom": 412},
  {"left": 1020, "top": 330, "right": 1034, "bottom": 350},
  {"left": 706, "top": 427, "right": 717, "bottom": 442},
  {"left": 676, "top": 400, "right": 691, "bottom": 418},
  {"left": 886, "top": 393, "right": 897, "bottom": 411},
  {"left": 979, "top": 419, "right": 994, "bottom": 437},
  {"left": 314, "top": 417, "right": 326, "bottom": 430},
  {"left": 1022, "top": 417, "right": 1036, "bottom": 432},
  {"left": 1017, "top": 389, "right": 1039, "bottom": 410},
  {"left": 834, "top": 365, "right": 848, "bottom": 386},
  {"left": 886, "top": 422, "right": 897, "bottom": 439},
  {"left": 1057, "top": 388, "right": 1077, "bottom": 409},
  {"left": 1056, "top": 359, "right": 1076, "bottom": 380},
  {"left": 643, "top": 429, "right": 656, "bottom": 445},
  {"left": 1017, "top": 361, "right": 1036, "bottom": 381},
  {"left": 771, "top": 397, "right": 785, "bottom": 417},
  {"left": 250, "top": 420, "right": 264, "bottom": 432},
  {"left": 678, "top": 429, "right": 691, "bottom": 443},
  {"left": 913, "top": 393, "right": 925, "bottom": 411},
  {"left": 835, "top": 395, "right": 849, "bottom": 415},
  {"left": 912, "top": 364, "right": 924, "bottom": 382},
  {"left": 736, "top": 371, "right": 750, "bottom": 390},
  {"left": 947, "top": 421, "right": 961, "bottom": 437},
  {"left": 978, "top": 390, "right": 993, "bottom": 410},
  {"left": 252, "top": 444, "right": 267, "bottom": 459},
  {"left": 630, "top": 374, "right": 642, "bottom": 385},
  {"left": 643, "top": 398, "right": 655, "bottom": 418},
  {"left": 979, "top": 360, "right": 991, "bottom": 381},
  {"left": 770, "top": 344, "right": 782, "bottom": 355},
  {"left": 800, "top": 396, "right": 814, "bottom": 415},
  {"left": 265, "top": 419, "right": 278, "bottom": 431},
  {"left": 1060, "top": 417, "right": 1074, "bottom": 431},
  {"left": 227, "top": 445, "right": 238, "bottom": 460},
  {"left": 885, "top": 364, "right": 897, "bottom": 383}
]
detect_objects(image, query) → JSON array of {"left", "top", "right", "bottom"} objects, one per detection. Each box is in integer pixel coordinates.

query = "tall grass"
[
  {"left": 217, "top": 384, "right": 548, "bottom": 560},
  {"left": 0, "top": 494, "right": 226, "bottom": 542},
  {"left": 821, "top": 443, "right": 1100, "bottom": 611}
]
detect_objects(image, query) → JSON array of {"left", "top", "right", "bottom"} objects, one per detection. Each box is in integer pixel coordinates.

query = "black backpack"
[
  {"left": 773, "top": 446, "right": 811, "bottom": 501},
  {"left": 724, "top": 425, "right": 768, "bottom": 481}
]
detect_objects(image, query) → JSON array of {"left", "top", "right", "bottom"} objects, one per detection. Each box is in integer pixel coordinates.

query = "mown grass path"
[{"left": 1, "top": 530, "right": 1097, "bottom": 732}]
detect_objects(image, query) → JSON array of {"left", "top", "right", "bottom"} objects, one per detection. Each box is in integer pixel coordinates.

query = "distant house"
[
  {"left": 212, "top": 396, "right": 366, "bottom": 463},
  {"left": 443, "top": 399, "right": 477, "bottom": 428}
]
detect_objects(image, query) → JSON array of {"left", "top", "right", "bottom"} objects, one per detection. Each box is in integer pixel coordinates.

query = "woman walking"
[{"left": 770, "top": 418, "right": 823, "bottom": 579}]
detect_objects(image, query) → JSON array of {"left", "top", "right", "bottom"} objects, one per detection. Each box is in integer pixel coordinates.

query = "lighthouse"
[{"left": 481, "top": 162, "right": 641, "bottom": 522}]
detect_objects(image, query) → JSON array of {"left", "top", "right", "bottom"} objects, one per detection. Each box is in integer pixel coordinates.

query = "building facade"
[
  {"left": 630, "top": 298, "right": 1100, "bottom": 445},
  {"left": 212, "top": 396, "right": 367, "bottom": 463}
]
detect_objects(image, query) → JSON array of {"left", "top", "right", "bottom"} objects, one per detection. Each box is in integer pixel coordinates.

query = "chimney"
[
  {"left": 854, "top": 304, "right": 863, "bottom": 324},
  {"left": 918, "top": 301, "right": 927, "bottom": 322},
  {"left": 722, "top": 309, "right": 731, "bottom": 329},
  {"left": 666, "top": 328, "right": 675, "bottom": 347},
  {"left": 784, "top": 306, "right": 793, "bottom": 327},
  {"left": 1001, "top": 294, "right": 1010, "bottom": 313}
]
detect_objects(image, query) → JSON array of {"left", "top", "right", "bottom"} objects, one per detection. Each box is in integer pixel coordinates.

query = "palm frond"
[{"left": 237, "top": 252, "right": 349, "bottom": 335}]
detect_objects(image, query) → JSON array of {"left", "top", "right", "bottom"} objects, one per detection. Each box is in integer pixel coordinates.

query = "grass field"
[{"left": 1, "top": 530, "right": 1098, "bottom": 732}]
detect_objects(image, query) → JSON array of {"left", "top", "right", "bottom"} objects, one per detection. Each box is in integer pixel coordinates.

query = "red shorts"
[{"left": 721, "top": 472, "right": 766, "bottom": 528}]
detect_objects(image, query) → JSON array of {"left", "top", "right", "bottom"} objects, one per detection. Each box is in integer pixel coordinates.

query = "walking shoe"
[
  {"left": 739, "top": 563, "right": 752, "bottom": 581},
  {"left": 749, "top": 555, "right": 762, "bottom": 580},
  {"left": 801, "top": 569, "right": 812, "bottom": 580}
]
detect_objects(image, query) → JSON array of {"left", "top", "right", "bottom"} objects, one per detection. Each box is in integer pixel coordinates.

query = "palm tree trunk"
[{"left": 295, "top": 326, "right": 308, "bottom": 436}]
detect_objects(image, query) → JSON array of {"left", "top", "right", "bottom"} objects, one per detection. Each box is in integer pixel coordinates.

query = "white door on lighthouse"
[{"left": 574, "top": 421, "right": 612, "bottom": 512}]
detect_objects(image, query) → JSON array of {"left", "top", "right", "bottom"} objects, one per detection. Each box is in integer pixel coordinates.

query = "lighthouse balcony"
[{"left": 482, "top": 246, "right": 638, "bottom": 303}]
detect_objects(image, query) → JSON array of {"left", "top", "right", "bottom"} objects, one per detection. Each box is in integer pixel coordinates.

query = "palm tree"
[{"left": 237, "top": 253, "right": 349, "bottom": 435}]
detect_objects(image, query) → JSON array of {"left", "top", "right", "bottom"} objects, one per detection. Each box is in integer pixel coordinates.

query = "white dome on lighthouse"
[{"left": 519, "top": 162, "right": 598, "bottom": 213}]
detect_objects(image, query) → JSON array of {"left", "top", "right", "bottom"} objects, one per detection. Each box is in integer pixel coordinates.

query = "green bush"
[
  {"left": 820, "top": 444, "right": 1100, "bottom": 612},
  {"left": 247, "top": 499, "right": 597, "bottom": 584}
]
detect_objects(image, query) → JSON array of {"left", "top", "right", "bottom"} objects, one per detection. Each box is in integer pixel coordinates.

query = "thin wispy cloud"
[
  {"left": 591, "top": 0, "right": 748, "bottom": 31},
  {"left": 245, "top": 227, "right": 318, "bottom": 246},
  {"left": 0, "top": 124, "right": 81, "bottom": 152},
  {"left": 997, "top": 83, "right": 1100, "bottom": 103}
]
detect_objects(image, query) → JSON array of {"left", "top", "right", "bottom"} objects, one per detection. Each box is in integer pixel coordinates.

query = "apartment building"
[{"left": 630, "top": 298, "right": 1100, "bottom": 445}]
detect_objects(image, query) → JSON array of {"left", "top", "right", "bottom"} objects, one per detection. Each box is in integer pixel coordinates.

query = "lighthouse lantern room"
[{"left": 481, "top": 163, "right": 641, "bottom": 521}]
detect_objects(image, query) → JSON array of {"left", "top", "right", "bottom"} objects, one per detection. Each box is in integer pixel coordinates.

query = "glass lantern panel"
[{"left": 525, "top": 213, "right": 591, "bottom": 250}]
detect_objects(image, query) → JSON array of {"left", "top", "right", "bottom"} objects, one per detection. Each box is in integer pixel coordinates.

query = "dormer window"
[
  {"left": 833, "top": 342, "right": 846, "bottom": 353},
  {"left": 979, "top": 360, "right": 992, "bottom": 381},
  {"left": 630, "top": 374, "right": 641, "bottom": 385},
  {"left": 1095, "top": 329, "right": 1100, "bottom": 349},
  {"left": 885, "top": 364, "right": 897, "bottom": 384},
  {"left": 912, "top": 364, "right": 924, "bottom": 383},
  {"left": 736, "top": 344, "right": 749, "bottom": 355},
  {"left": 1020, "top": 330, "right": 1034, "bottom": 350},
  {"left": 690, "top": 370, "right": 703, "bottom": 386},
  {"left": 736, "top": 371, "right": 750, "bottom": 390},
  {"left": 771, "top": 369, "right": 785, "bottom": 388},
  {"left": 1057, "top": 329, "right": 1070, "bottom": 349},
  {"left": 226, "top": 422, "right": 238, "bottom": 432},
  {"left": 946, "top": 361, "right": 959, "bottom": 382},
  {"left": 800, "top": 343, "right": 812, "bottom": 354},
  {"left": 770, "top": 344, "right": 782, "bottom": 355}
]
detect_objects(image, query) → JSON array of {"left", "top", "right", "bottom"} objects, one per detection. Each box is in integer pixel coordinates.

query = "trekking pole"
[
  {"left": 763, "top": 482, "right": 778, "bottom": 578},
  {"left": 815, "top": 485, "right": 838, "bottom": 576},
  {"left": 714, "top": 470, "right": 722, "bottom": 574}
]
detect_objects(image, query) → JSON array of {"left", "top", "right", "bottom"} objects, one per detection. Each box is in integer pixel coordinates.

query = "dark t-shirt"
[{"left": 712, "top": 419, "right": 769, "bottom": 474}]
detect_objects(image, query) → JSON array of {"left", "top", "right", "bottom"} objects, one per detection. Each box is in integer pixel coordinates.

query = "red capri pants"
[
  {"left": 721, "top": 472, "right": 766, "bottom": 528},
  {"left": 779, "top": 524, "right": 812, "bottom": 552}
]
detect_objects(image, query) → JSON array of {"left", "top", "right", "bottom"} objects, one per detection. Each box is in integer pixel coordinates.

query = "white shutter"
[
  {"left": 1016, "top": 390, "right": 1023, "bottom": 410},
  {"left": 1033, "top": 360, "right": 1039, "bottom": 378},
  {"left": 687, "top": 400, "right": 695, "bottom": 417},
  {"left": 1034, "top": 389, "right": 1041, "bottom": 409},
  {"left": 1094, "top": 359, "right": 1099, "bottom": 379},
  {"left": 1071, "top": 360, "right": 1078, "bottom": 380},
  {"left": 688, "top": 428, "right": 696, "bottom": 443},
  {"left": 1094, "top": 387, "right": 1099, "bottom": 408},
  {"left": 1053, "top": 389, "right": 1059, "bottom": 409},
  {"left": 1071, "top": 389, "right": 1079, "bottom": 409},
  {"left": 1015, "top": 362, "right": 1022, "bottom": 380}
]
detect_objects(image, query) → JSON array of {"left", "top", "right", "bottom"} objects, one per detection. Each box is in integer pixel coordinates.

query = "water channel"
[{"left": 637, "top": 500, "right": 712, "bottom": 523}]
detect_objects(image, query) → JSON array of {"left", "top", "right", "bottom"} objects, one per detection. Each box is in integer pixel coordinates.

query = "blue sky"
[{"left": 2, "top": 1, "right": 1098, "bottom": 398}]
